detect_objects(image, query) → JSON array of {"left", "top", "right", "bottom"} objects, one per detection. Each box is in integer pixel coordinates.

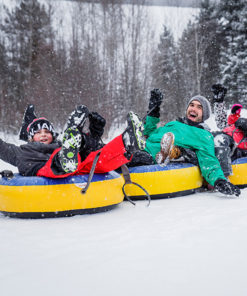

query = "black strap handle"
[
  {"left": 121, "top": 164, "right": 150, "bottom": 206},
  {"left": 81, "top": 151, "right": 101, "bottom": 194}
]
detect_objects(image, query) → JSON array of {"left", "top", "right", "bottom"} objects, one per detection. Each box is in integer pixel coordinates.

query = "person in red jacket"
[
  {"left": 0, "top": 105, "right": 146, "bottom": 178},
  {"left": 227, "top": 104, "right": 243, "bottom": 125},
  {"left": 222, "top": 104, "right": 247, "bottom": 151},
  {"left": 212, "top": 84, "right": 247, "bottom": 160}
]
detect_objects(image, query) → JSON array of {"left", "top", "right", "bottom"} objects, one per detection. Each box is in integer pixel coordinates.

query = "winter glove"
[
  {"left": 148, "top": 89, "right": 164, "bottom": 118},
  {"left": 0, "top": 170, "right": 14, "bottom": 179},
  {"left": 211, "top": 84, "right": 227, "bottom": 103},
  {"left": 214, "top": 179, "right": 241, "bottom": 197},
  {"left": 19, "top": 104, "right": 37, "bottom": 141},
  {"left": 89, "top": 112, "right": 106, "bottom": 139},
  {"left": 231, "top": 104, "right": 242, "bottom": 115}
]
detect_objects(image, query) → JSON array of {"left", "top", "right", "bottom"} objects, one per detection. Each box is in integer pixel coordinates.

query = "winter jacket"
[
  {"left": 0, "top": 127, "right": 109, "bottom": 176},
  {"left": 214, "top": 101, "right": 247, "bottom": 150},
  {"left": 0, "top": 135, "right": 130, "bottom": 178},
  {"left": 0, "top": 139, "right": 60, "bottom": 176},
  {"left": 223, "top": 125, "right": 247, "bottom": 150},
  {"left": 144, "top": 116, "right": 226, "bottom": 186}
]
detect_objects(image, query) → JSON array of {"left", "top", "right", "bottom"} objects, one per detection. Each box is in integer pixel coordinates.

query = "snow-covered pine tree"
[
  {"left": 196, "top": 0, "right": 222, "bottom": 97},
  {"left": 217, "top": 0, "right": 247, "bottom": 105},
  {"left": 178, "top": 0, "right": 221, "bottom": 100}
]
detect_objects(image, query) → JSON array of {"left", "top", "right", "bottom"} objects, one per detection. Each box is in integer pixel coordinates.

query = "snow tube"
[
  {"left": 0, "top": 172, "right": 124, "bottom": 218},
  {"left": 124, "top": 162, "right": 203, "bottom": 199},
  {"left": 124, "top": 157, "right": 247, "bottom": 200},
  {"left": 229, "top": 157, "right": 247, "bottom": 187}
]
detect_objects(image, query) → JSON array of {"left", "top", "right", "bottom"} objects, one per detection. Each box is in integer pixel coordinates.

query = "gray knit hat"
[{"left": 186, "top": 95, "right": 212, "bottom": 121}]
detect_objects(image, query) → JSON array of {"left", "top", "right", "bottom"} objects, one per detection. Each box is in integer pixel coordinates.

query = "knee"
[{"left": 214, "top": 133, "right": 231, "bottom": 147}]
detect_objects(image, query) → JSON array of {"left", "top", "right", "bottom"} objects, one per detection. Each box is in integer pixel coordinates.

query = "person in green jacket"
[{"left": 143, "top": 89, "right": 240, "bottom": 197}]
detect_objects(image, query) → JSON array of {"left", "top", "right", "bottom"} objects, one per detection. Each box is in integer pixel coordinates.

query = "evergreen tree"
[
  {"left": 178, "top": 21, "right": 197, "bottom": 99},
  {"left": 1, "top": 0, "right": 55, "bottom": 125},
  {"left": 152, "top": 25, "right": 185, "bottom": 121},
  {"left": 217, "top": 0, "right": 247, "bottom": 104},
  {"left": 196, "top": 0, "right": 222, "bottom": 97},
  {"left": 0, "top": 41, "right": 9, "bottom": 130},
  {"left": 178, "top": 0, "right": 221, "bottom": 100}
]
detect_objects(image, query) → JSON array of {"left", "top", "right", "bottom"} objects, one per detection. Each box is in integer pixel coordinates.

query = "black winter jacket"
[
  {"left": 0, "top": 139, "right": 60, "bottom": 176},
  {"left": 0, "top": 131, "right": 104, "bottom": 176}
]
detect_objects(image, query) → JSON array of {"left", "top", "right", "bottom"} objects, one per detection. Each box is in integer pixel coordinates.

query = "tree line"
[
  {"left": 152, "top": 0, "right": 247, "bottom": 122},
  {"left": 0, "top": 0, "right": 246, "bottom": 136}
]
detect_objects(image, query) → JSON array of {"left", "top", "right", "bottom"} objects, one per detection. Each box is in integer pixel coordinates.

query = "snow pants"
[
  {"left": 37, "top": 135, "right": 129, "bottom": 178},
  {"left": 213, "top": 132, "right": 233, "bottom": 177}
]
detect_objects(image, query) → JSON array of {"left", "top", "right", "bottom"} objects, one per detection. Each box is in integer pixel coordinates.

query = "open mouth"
[{"left": 188, "top": 113, "right": 197, "bottom": 118}]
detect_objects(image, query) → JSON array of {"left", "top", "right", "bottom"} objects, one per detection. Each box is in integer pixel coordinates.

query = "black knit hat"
[{"left": 27, "top": 117, "right": 56, "bottom": 139}]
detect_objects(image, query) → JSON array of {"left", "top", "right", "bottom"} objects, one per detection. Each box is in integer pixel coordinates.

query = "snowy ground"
[
  {"left": 1, "top": 183, "right": 247, "bottom": 296},
  {"left": 1, "top": 112, "right": 247, "bottom": 295}
]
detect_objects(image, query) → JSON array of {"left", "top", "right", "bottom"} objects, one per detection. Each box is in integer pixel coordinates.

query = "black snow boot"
[{"left": 65, "top": 105, "right": 89, "bottom": 131}]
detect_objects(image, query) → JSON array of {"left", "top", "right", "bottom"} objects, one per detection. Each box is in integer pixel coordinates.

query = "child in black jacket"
[{"left": 0, "top": 105, "right": 146, "bottom": 177}]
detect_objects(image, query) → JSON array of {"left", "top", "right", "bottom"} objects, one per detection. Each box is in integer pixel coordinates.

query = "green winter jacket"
[{"left": 144, "top": 116, "right": 226, "bottom": 186}]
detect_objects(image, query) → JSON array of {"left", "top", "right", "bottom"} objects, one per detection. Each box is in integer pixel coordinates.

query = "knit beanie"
[
  {"left": 27, "top": 117, "right": 56, "bottom": 139},
  {"left": 186, "top": 95, "right": 212, "bottom": 121}
]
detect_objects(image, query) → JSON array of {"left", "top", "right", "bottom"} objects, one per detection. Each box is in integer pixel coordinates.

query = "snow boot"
[
  {"left": 122, "top": 111, "right": 146, "bottom": 154},
  {"left": 156, "top": 132, "right": 181, "bottom": 166},
  {"left": 59, "top": 127, "right": 82, "bottom": 173},
  {"left": 65, "top": 105, "right": 89, "bottom": 131}
]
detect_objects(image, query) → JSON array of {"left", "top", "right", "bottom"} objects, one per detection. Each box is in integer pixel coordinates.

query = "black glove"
[
  {"left": 0, "top": 170, "right": 14, "bottom": 179},
  {"left": 148, "top": 89, "right": 164, "bottom": 118},
  {"left": 19, "top": 104, "right": 37, "bottom": 141},
  {"left": 214, "top": 179, "right": 241, "bottom": 197},
  {"left": 211, "top": 84, "right": 227, "bottom": 103},
  {"left": 89, "top": 112, "right": 106, "bottom": 139}
]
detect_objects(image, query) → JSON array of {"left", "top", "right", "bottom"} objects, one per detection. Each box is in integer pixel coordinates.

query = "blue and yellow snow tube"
[
  {"left": 124, "top": 157, "right": 247, "bottom": 200},
  {"left": 229, "top": 157, "right": 247, "bottom": 187},
  {"left": 124, "top": 162, "right": 203, "bottom": 199},
  {"left": 0, "top": 172, "right": 124, "bottom": 218}
]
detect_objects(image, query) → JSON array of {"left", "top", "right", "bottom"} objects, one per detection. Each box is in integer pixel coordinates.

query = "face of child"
[
  {"left": 186, "top": 100, "right": 203, "bottom": 123},
  {"left": 32, "top": 129, "right": 53, "bottom": 144}
]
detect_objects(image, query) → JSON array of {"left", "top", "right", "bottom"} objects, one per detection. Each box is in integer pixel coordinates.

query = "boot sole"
[
  {"left": 66, "top": 105, "right": 89, "bottom": 130},
  {"left": 128, "top": 111, "right": 146, "bottom": 151},
  {"left": 60, "top": 127, "right": 82, "bottom": 173}
]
